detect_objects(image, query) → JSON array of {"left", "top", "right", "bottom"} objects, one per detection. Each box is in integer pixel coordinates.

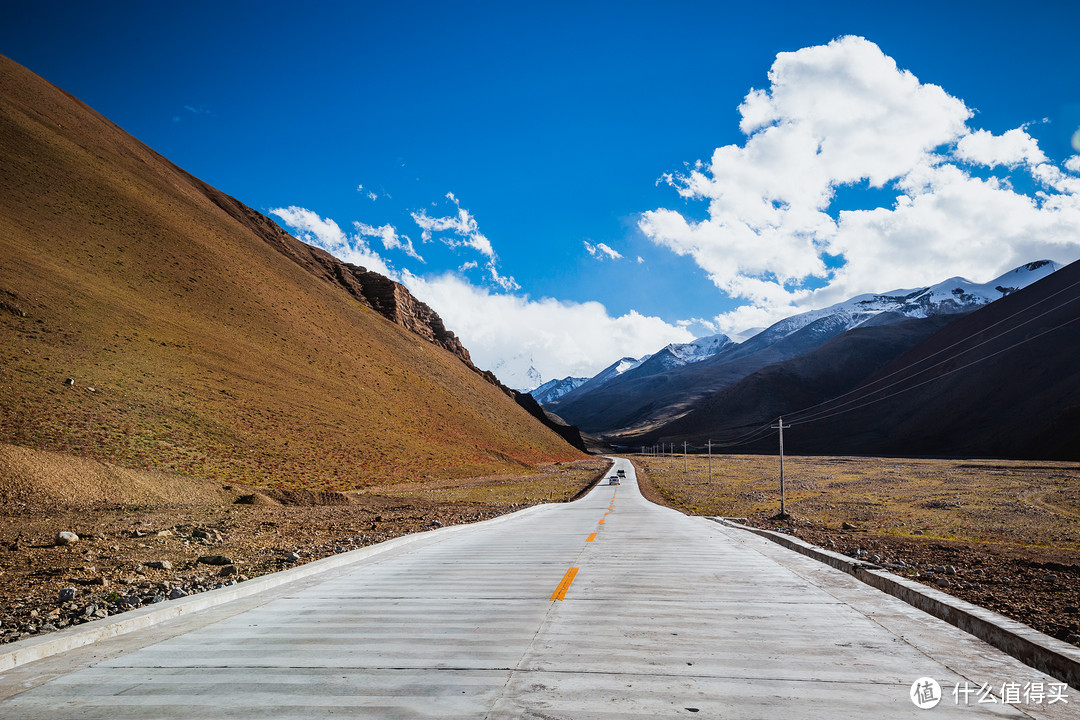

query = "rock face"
[
  {"left": 193, "top": 182, "right": 587, "bottom": 451},
  {"left": 195, "top": 186, "right": 472, "bottom": 362}
]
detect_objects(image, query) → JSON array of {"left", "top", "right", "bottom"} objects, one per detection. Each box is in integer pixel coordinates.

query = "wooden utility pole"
[
  {"left": 771, "top": 417, "right": 791, "bottom": 517},
  {"left": 683, "top": 441, "right": 687, "bottom": 472},
  {"left": 707, "top": 440, "right": 712, "bottom": 484}
]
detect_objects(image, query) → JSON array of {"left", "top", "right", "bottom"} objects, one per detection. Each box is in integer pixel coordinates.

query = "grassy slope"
[{"left": 0, "top": 55, "right": 583, "bottom": 490}]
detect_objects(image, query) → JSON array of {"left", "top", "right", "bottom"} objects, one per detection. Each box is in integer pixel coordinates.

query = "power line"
[
  {"left": 784, "top": 288, "right": 1080, "bottom": 427},
  {"left": 791, "top": 313, "right": 1080, "bottom": 426}
]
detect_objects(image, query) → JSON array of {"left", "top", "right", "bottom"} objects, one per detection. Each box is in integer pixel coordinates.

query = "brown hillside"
[{"left": 0, "top": 54, "right": 584, "bottom": 490}]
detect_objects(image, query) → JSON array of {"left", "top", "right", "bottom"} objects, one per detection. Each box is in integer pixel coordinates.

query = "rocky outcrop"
[
  {"left": 194, "top": 182, "right": 472, "bottom": 361},
  {"left": 191, "top": 180, "right": 588, "bottom": 452}
]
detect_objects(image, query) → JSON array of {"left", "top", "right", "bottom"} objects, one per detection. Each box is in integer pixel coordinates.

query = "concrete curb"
[
  {"left": 710, "top": 517, "right": 1080, "bottom": 690},
  {"left": 0, "top": 501, "right": 557, "bottom": 672}
]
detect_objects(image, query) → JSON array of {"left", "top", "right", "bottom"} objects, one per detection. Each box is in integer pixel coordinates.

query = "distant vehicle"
[
  {"left": 609, "top": 476, "right": 620, "bottom": 485},
  {"left": 617, "top": 469, "right": 625, "bottom": 477}
]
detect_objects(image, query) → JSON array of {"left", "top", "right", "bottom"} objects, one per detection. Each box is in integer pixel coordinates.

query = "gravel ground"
[{"left": 0, "top": 446, "right": 607, "bottom": 645}]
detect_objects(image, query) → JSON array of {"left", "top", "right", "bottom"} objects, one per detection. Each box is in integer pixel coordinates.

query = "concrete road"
[{"left": 0, "top": 458, "right": 1072, "bottom": 718}]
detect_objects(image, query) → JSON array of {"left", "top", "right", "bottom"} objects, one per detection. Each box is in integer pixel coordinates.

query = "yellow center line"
[
  {"left": 550, "top": 567, "right": 580, "bottom": 601},
  {"left": 586, "top": 532, "right": 597, "bottom": 542},
  {"left": 598, "top": 518, "right": 605, "bottom": 525}
]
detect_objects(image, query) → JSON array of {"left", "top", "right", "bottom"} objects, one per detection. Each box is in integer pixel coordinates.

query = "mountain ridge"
[
  {"left": 0, "top": 53, "right": 585, "bottom": 486},
  {"left": 546, "top": 260, "right": 1060, "bottom": 438}
]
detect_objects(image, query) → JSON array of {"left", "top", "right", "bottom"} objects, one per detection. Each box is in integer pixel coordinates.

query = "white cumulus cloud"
[
  {"left": 584, "top": 240, "right": 623, "bottom": 260},
  {"left": 411, "top": 192, "right": 518, "bottom": 290},
  {"left": 354, "top": 221, "right": 423, "bottom": 261},
  {"left": 640, "top": 35, "right": 1080, "bottom": 335},
  {"left": 271, "top": 205, "right": 687, "bottom": 389},
  {"left": 400, "top": 271, "right": 694, "bottom": 389},
  {"left": 270, "top": 206, "right": 397, "bottom": 279}
]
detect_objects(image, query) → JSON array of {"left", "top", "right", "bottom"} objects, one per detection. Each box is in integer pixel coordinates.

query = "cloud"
[
  {"left": 954, "top": 127, "right": 1046, "bottom": 167},
  {"left": 269, "top": 206, "right": 397, "bottom": 279},
  {"left": 400, "top": 272, "right": 694, "bottom": 389},
  {"left": 411, "top": 192, "right": 518, "bottom": 291},
  {"left": 354, "top": 221, "right": 423, "bottom": 261},
  {"left": 357, "top": 184, "right": 379, "bottom": 201},
  {"left": 640, "top": 35, "right": 1080, "bottom": 334},
  {"left": 183, "top": 104, "right": 214, "bottom": 116},
  {"left": 270, "top": 205, "right": 684, "bottom": 389},
  {"left": 584, "top": 241, "right": 623, "bottom": 260}
]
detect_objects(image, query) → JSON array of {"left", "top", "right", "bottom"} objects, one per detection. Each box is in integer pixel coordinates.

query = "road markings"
[
  {"left": 598, "top": 519, "right": 605, "bottom": 525},
  {"left": 550, "top": 567, "right": 579, "bottom": 601},
  {"left": 586, "top": 532, "right": 597, "bottom": 542}
]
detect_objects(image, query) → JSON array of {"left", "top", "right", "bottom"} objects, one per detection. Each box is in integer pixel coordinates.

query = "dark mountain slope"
[
  {"left": 781, "top": 257, "right": 1080, "bottom": 459},
  {"left": 556, "top": 311, "right": 865, "bottom": 434},
  {"left": 632, "top": 314, "right": 959, "bottom": 446},
  {"left": 0, "top": 54, "right": 584, "bottom": 488},
  {"left": 656, "top": 259, "right": 1080, "bottom": 459}
]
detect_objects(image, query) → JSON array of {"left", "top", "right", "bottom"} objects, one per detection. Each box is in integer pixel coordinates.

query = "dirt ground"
[
  {"left": 634, "top": 453, "right": 1080, "bottom": 647},
  {"left": 0, "top": 443, "right": 607, "bottom": 644}
]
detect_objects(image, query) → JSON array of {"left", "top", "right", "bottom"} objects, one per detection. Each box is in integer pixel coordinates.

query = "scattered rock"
[
  {"left": 145, "top": 560, "right": 173, "bottom": 570},
  {"left": 58, "top": 587, "right": 77, "bottom": 602},
  {"left": 936, "top": 578, "right": 951, "bottom": 588},
  {"left": 191, "top": 528, "right": 222, "bottom": 542},
  {"left": 430, "top": 520, "right": 443, "bottom": 528},
  {"left": 54, "top": 531, "right": 79, "bottom": 546},
  {"left": 841, "top": 522, "right": 858, "bottom": 530},
  {"left": 197, "top": 555, "right": 233, "bottom": 566},
  {"left": 1045, "top": 573, "right": 1059, "bottom": 583},
  {"left": 167, "top": 587, "right": 188, "bottom": 600},
  {"left": 218, "top": 565, "right": 238, "bottom": 577}
]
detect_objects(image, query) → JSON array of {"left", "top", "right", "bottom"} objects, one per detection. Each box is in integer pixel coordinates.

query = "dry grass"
[
  {"left": 361, "top": 458, "right": 610, "bottom": 506},
  {"left": 0, "top": 55, "right": 583, "bottom": 491},
  {"left": 635, "top": 454, "right": 1080, "bottom": 552}
]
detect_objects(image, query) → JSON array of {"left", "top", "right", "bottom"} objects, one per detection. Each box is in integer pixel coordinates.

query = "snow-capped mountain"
[
  {"left": 650, "top": 333, "right": 735, "bottom": 370},
  {"left": 745, "top": 260, "right": 1062, "bottom": 348},
  {"left": 549, "top": 260, "right": 1063, "bottom": 435},
  {"left": 539, "top": 355, "right": 650, "bottom": 408},
  {"left": 530, "top": 376, "right": 589, "bottom": 404}
]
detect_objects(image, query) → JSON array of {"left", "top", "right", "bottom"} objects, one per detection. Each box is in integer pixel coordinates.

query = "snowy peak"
[
  {"left": 663, "top": 334, "right": 735, "bottom": 364},
  {"left": 647, "top": 333, "right": 735, "bottom": 371},
  {"left": 530, "top": 376, "right": 589, "bottom": 404},
  {"left": 757, "top": 260, "right": 1062, "bottom": 344},
  {"left": 535, "top": 355, "right": 649, "bottom": 407}
]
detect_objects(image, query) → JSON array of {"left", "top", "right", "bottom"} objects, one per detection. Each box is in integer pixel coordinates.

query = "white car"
[{"left": 609, "top": 476, "right": 620, "bottom": 485}]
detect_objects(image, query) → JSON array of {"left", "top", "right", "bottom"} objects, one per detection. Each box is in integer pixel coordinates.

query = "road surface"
[{"left": 0, "top": 457, "right": 1070, "bottom": 718}]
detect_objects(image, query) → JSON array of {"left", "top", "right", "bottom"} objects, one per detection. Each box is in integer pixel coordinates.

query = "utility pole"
[
  {"left": 707, "top": 440, "right": 712, "bottom": 484},
  {"left": 683, "top": 441, "right": 687, "bottom": 472},
  {"left": 771, "top": 417, "right": 791, "bottom": 517}
]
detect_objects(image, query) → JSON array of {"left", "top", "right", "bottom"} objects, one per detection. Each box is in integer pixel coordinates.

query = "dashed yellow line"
[
  {"left": 586, "top": 532, "right": 597, "bottom": 542},
  {"left": 550, "top": 567, "right": 580, "bottom": 601},
  {"left": 598, "top": 518, "right": 605, "bottom": 525}
]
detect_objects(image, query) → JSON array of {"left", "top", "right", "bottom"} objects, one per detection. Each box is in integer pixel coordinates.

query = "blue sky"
[{"left": 5, "top": 1, "right": 1080, "bottom": 388}]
